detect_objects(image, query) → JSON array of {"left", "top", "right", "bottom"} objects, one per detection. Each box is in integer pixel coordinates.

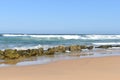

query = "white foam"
[
  {"left": 12, "top": 45, "right": 54, "bottom": 50},
  {"left": 3, "top": 34, "right": 120, "bottom": 40},
  {"left": 16, "top": 58, "right": 51, "bottom": 66},
  {"left": 81, "top": 35, "right": 120, "bottom": 40},
  {"left": 16, "top": 56, "right": 78, "bottom": 66},
  {"left": 93, "top": 42, "right": 120, "bottom": 45},
  {"left": 29, "top": 35, "right": 80, "bottom": 39},
  {"left": 3, "top": 34, "right": 28, "bottom": 37},
  {"left": 0, "top": 64, "right": 9, "bottom": 67},
  {"left": 3, "top": 34, "right": 80, "bottom": 39}
]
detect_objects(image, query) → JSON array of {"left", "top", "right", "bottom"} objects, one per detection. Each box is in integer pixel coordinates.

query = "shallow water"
[
  {"left": 0, "top": 48, "right": 120, "bottom": 67},
  {"left": 1, "top": 34, "right": 120, "bottom": 67},
  {"left": 1, "top": 34, "right": 120, "bottom": 50}
]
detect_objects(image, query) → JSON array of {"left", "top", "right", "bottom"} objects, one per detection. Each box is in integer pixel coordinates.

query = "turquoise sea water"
[
  {"left": 1, "top": 34, "right": 120, "bottom": 50},
  {"left": 1, "top": 34, "right": 120, "bottom": 67}
]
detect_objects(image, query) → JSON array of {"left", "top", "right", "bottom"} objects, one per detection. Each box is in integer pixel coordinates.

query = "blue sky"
[{"left": 0, "top": 0, "right": 120, "bottom": 34}]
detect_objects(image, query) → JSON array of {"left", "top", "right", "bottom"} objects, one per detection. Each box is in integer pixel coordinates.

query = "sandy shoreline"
[{"left": 0, "top": 56, "right": 120, "bottom": 80}]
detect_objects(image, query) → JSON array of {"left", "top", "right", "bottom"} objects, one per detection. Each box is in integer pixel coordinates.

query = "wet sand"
[{"left": 0, "top": 56, "right": 120, "bottom": 80}]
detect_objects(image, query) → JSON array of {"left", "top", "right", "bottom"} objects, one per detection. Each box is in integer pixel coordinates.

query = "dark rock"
[
  {"left": 29, "top": 49, "right": 38, "bottom": 56},
  {"left": 96, "top": 45, "right": 112, "bottom": 49},
  {"left": 87, "top": 46, "right": 94, "bottom": 50},
  {"left": 4, "top": 49, "right": 20, "bottom": 59},
  {"left": 0, "top": 50, "right": 3, "bottom": 54},
  {"left": 44, "top": 48, "right": 55, "bottom": 55},
  {"left": 54, "top": 45, "right": 66, "bottom": 53},
  {"left": 38, "top": 48, "right": 44, "bottom": 56},
  {"left": 29, "top": 48, "right": 44, "bottom": 56},
  {"left": 0, "top": 50, "right": 4, "bottom": 59},
  {"left": 80, "top": 45, "right": 87, "bottom": 49},
  {"left": 17, "top": 50, "right": 29, "bottom": 57},
  {"left": 69, "top": 45, "right": 81, "bottom": 52},
  {"left": 112, "top": 45, "right": 120, "bottom": 47}
]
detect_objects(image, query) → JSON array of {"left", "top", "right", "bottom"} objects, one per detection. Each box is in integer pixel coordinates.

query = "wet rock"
[
  {"left": 0, "top": 50, "right": 4, "bottom": 59},
  {"left": 0, "top": 55, "right": 4, "bottom": 59},
  {"left": 54, "top": 45, "right": 66, "bottom": 53},
  {"left": 87, "top": 46, "right": 94, "bottom": 50},
  {"left": 29, "top": 49, "right": 38, "bottom": 56},
  {"left": 4, "top": 49, "right": 20, "bottom": 59},
  {"left": 17, "top": 50, "right": 29, "bottom": 57},
  {"left": 38, "top": 48, "right": 44, "bottom": 56},
  {"left": 112, "top": 45, "right": 120, "bottom": 47},
  {"left": 44, "top": 48, "right": 55, "bottom": 55},
  {"left": 29, "top": 48, "right": 44, "bottom": 56},
  {"left": 80, "top": 45, "right": 87, "bottom": 49},
  {"left": 0, "top": 50, "right": 3, "bottom": 54},
  {"left": 69, "top": 45, "right": 81, "bottom": 52},
  {"left": 96, "top": 45, "right": 112, "bottom": 49}
]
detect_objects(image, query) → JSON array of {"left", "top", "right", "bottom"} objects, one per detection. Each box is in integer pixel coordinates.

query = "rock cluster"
[
  {"left": 0, "top": 44, "right": 120, "bottom": 60},
  {"left": 95, "top": 45, "right": 120, "bottom": 49},
  {"left": 96, "top": 45, "right": 112, "bottom": 49},
  {"left": 0, "top": 45, "right": 93, "bottom": 60}
]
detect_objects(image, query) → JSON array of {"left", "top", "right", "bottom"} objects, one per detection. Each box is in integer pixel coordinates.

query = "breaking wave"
[
  {"left": 2, "top": 34, "right": 120, "bottom": 40},
  {"left": 93, "top": 42, "right": 120, "bottom": 45},
  {"left": 3, "top": 34, "right": 80, "bottom": 40},
  {"left": 11, "top": 44, "right": 55, "bottom": 50}
]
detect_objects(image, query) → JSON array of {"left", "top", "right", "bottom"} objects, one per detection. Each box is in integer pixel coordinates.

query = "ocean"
[
  {"left": 1, "top": 34, "right": 120, "bottom": 50},
  {"left": 1, "top": 34, "right": 120, "bottom": 66}
]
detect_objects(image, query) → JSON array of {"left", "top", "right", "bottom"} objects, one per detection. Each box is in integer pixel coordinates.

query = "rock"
[
  {"left": 112, "top": 45, "right": 120, "bottom": 47},
  {"left": 4, "top": 49, "right": 20, "bottom": 59},
  {"left": 38, "top": 48, "right": 44, "bottom": 56},
  {"left": 80, "top": 45, "right": 87, "bottom": 49},
  {"left": 0, "top": 50, "right": 4, "bottom": 59},
  {"left": 69, "top": 45, "right": 81, "bottom": 52},
  {"left": 96, "top": 45, "right": 112, "bottom": 49},
  {"left": 0, "top": 50, "right": 3, "bottom": 54},
  {"left": 29, "top": 48, "right": 44, "bottom": 56},
  {"left": 29, "top": 49, "right": 38, "bottom": 56},
  {"left": 87, "top": 46, "right": 94, "bottom": 50},
  {"left": 29, "top": 49, "right": 39, "bottom": 56},
  {"left": 13, "top": 48, "right": 44, "bottom": 58},
  {"left": 44, "top": 48, "right": 55, "bottom": 55},
  {"left": 17, "top": 50, "right": 29, "bottom": 57},
  {"left": 65, "top": 46, "right": 70, "bottom": 51},
  {"left": 54, "top": 45, "right": 66, "bottom": 53},
  {"left": 0, "top": 55, "right": 4, "bottom": 59}
]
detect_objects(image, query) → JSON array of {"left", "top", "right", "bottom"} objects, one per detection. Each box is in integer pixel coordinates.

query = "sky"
[{"left": 0, "top": 0, "right": 120, "bottom": 34}]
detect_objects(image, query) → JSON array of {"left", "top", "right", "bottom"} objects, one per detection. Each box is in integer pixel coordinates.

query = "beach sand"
[{"left": 0, "top": 56, "right": 120, "bottom": 80}]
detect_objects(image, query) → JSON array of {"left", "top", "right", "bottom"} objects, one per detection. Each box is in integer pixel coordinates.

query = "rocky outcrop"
[
  {"left": 3, "top": 49, "right": 20, "bottom": 59},
  {"left": 80, "top": 45, "right": 87, "bottom": 49},
  {"left": 87, "top": 46, "right": 94, "bottom": 50},
  {"left": 68, "top": 45, "right": 81, "bottom": 52},
  {"left": 96, "top": 45, "right": 112, "bottom": 49},
  {"left": 54, "top": 45, "right": 66, "bottom": 53},
  {"left": 28, "top": 48, "right": 44, "bottom": 56},
  {"left": 1, "top": 44, "right": 117, "bottom": 60},
  {"left": 0, "top": 50, "right": 4, "bottom": 59},
  {"left": 44, "top": 48, "right": 55, "bottom": 55}
]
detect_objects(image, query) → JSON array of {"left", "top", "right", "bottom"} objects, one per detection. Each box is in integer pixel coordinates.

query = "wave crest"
[
  {"left": 11, "top": 45, "right": 54, "bottom": 50},
  {"left": 3, "top": 34, "right": 80, "bottom": 39},
  {"left": 2, "top": 34, "right": 120, "bottom": 40},
  {"left": 93, "top": 42, "right": 120, "bottom": 45}
]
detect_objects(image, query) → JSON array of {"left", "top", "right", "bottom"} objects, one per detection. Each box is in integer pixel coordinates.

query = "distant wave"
[
  {"left": 3, "top": 34, "right": 28, "bottom": 37},
  {"left": 11, "top": 44, "right": 55, "bottom": 50},
  {"left": 93, "top": 42, "right": 120, "bottom": 45},
  {"left": 4, "top": 42, "right": 120, "bottom": 51},
  {"left": 2, "top": 34, "right": 80, "bottom": 39},
  {"left": 83, "top": 35, "right": 120, "bottom": 40},
  {"left": 2, "top": 34, "right": 120, "bottom": 40}
]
